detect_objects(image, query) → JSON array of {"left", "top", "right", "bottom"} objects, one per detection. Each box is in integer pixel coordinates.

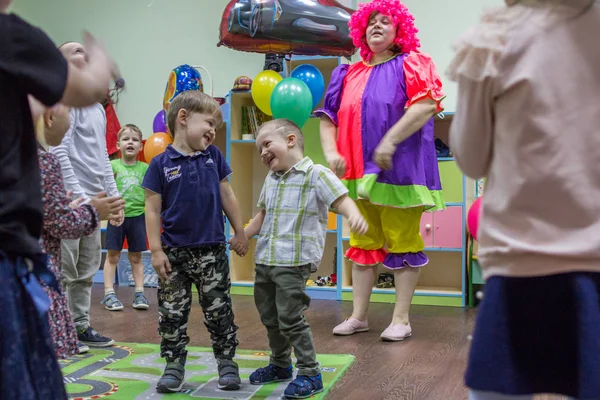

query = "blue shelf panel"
[
  {"left": 341, "top": 287, "right": 462, "bottom": 298},
  {"left": 231, "top": 139, "right": 256, "bottom": 144},
  {"left": 445, "top": 202, "right": 464, "bottom": 207},
  {"left": 423, "top": 247, "right": 463, "bottom": 252},
  {"left": 232, "top": 281, "right": 254, "bottom": 287},
  {"left": 437, "top": 157, "right": 454, "bottom": 162}
]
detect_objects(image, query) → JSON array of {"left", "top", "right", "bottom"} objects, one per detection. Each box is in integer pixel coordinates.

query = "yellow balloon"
[{"left": 251, "top": 70, "right": 282, "bottom": 116}]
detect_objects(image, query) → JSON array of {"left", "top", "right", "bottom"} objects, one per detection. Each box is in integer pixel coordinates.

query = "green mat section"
[{"left": 60, "top": 342, "right": 355, "bottom": 399}]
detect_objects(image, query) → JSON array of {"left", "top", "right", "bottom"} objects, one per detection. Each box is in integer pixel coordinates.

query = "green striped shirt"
[{"left": 255, "top": 157, "right": 348, "bottom": 268}]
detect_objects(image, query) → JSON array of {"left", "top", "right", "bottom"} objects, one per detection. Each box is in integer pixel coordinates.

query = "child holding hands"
[
  {"left": 142, "top": 91, "right": 248, "bottom": 393},
  {"left": 244, "top": 119, "right": 367, "bottom": 399}
]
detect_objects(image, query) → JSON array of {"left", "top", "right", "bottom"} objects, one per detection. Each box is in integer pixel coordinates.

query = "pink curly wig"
[{"left": 349, "top": 0, "right": 421, "bottom": 62}]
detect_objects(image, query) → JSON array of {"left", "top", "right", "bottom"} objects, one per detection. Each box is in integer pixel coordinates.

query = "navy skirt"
[
  {"left": 466, "top": 272, "right": 600, "bottom": 399},
  {"left": 0, "top": 255, "right": 67, "bottom": 399}
]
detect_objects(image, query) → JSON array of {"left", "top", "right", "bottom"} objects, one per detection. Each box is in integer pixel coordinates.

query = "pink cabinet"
[
  {"left": 420, "top": 206, "right": 463, "bottom": 249},
  {"left": 419, "top": 213, "right": 434, "bottom": 247}
]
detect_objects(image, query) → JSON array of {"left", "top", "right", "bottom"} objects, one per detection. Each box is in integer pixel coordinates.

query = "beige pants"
[{"left": 61, "top": 227, "right": 102, "bottom": 330}]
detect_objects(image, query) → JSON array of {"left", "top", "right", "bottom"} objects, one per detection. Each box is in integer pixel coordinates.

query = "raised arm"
[
  {"left": 49, "top": 111, "right": 87, "bottom": 200},
  {"left": 60, "top": 33, "right": 118, "bottom": 107}
]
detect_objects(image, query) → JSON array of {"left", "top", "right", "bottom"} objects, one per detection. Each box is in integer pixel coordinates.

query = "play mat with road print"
[{"left": 60, "top": 342, "right": 355, "bottom": 399}]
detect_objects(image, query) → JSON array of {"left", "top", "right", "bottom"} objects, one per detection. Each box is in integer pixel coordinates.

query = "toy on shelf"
[
  {"left": 376, "top": 273, "right": 394, "bottom": 289},
  {"left": 232, "top": 76, "right": 252, "bottom": 92},
  {"left": 315, "top": 274, "right": 336, "bottom": 287}
]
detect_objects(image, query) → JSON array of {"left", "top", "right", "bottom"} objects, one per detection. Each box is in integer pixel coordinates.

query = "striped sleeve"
[{"left": 315, "top": 166, "right": 348, "bottom": 208}]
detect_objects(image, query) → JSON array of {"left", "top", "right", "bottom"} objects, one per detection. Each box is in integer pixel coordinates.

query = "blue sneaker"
[
  {"left": 283, "top": 373, "right": 324, "bottom": 399},
  {"left": 132, "top": 292, "right": 150, "bottom": 310},
  {"left": 101, "top": 292, "right": 123, "bottom": 311},
  {"left": 249, "top": 364, "right": 293, "bottom": 385}
]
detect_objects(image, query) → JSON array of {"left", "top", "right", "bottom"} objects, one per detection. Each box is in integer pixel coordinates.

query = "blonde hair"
[
  {"left": 118, "top": 123, "right": 143, "bottom": 140},
  {"left": 257, "top": 118, "right": 304, "bottom": 150},
  {"left": 166, "top": 91, "right": 223, "bottom": 136}
]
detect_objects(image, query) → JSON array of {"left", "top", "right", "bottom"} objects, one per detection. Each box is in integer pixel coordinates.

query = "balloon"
[
  {"left": 467, "top": 197, "right": 482, "bottom": 241},
  {"left": 152, "top": 110, "right": 167, "bottom": 133},
  {"left": 251, "top": 70, "right": 282, "bottom": 116},
  {"left": 291, "top": 64, "right": 325, "bottom": 109},
  {"left": 270, "top": 77, "right": 313, "bottom": 128},
  {"left": 217, "top": 0, "right": 357, "bottom": 57},
  {"left": 163, "top": 64, "right": 203, "bottom": 115},
  {"left": 144, "top": 132, "right": 173, "bottom": 163}
]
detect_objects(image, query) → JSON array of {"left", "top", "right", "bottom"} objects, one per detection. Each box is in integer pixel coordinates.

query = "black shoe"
[
  {"left": 77, "top": 326, "right": 115, "bottom": 347},
  {"left": 217, "top": 359, "right": 241, "bottom": 390},
  {"left": 157, "top": 358, "right": 186, "bottom": 393}
]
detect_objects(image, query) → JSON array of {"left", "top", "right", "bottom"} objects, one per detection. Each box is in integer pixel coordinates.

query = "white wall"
[
  {"left": 10, "top": 0, "right": 266, "bottom": 136},
  {"left": 10, "top": 0, "right": 501, "bottom": 134}
]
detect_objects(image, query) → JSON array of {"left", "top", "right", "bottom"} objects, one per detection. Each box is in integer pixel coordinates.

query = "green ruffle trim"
[{"left": 344, "top": 174, "right": 445, "bottom": 212}]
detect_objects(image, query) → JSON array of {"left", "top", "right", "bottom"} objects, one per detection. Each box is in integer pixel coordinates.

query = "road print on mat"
[{"left": 60, "top": 343, "right": 354, "bottom": 399}]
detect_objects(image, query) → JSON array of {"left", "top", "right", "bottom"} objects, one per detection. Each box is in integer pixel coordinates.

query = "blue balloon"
[
  {"left": 291, "top": 64, "right": 325, "bottom": 109},
  {"left": 163, "top": 64, "right": 204, "bottom": 114}
]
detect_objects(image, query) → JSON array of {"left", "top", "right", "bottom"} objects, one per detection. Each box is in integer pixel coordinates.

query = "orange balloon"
[{"left": 144, "top": 132, "right": 173, "bottom": 163}]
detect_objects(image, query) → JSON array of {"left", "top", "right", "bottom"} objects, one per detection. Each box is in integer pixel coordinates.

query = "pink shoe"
[
  {"left": 380, "top": 323, "right": 412, "bottom": 342},
  {"left": 332, "top": 317, "right": 369, "bottom": 336}
]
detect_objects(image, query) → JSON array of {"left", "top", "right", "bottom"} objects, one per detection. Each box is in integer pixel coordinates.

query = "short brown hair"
[
  {"left": 117, "top": 124, "right": 143, "bottom": 140},
  {"left": 167, "top": 91, "right": 223, "bottom": 136},
  {"left": 257, "top": 118, "right": 304, "bottom": 150}
]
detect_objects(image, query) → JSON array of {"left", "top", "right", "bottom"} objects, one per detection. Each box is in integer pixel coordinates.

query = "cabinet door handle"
[{"left": 425, "top": 224, "right": 431, "bottom": 230}]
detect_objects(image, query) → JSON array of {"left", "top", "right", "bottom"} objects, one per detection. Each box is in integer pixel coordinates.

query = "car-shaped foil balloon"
[{"left": 218, "top": 0, "right": 356, "bottom": 57}]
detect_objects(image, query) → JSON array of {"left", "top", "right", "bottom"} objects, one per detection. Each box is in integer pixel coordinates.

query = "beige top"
[{"left": 447, "top": 0, "right": 600, "bottom": 279}]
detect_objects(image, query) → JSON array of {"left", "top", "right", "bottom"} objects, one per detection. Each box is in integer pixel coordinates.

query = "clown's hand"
[
  {"left": 374, "top": 138, "right": 396, "bottom": 171},
  {"left": 326, "top": 152, "right": 347, "bottom": 178}
]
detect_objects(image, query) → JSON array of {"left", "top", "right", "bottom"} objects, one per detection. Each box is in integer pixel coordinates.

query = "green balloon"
[{"left": 270, "top": 77, "right": 313, "bottom": 128}]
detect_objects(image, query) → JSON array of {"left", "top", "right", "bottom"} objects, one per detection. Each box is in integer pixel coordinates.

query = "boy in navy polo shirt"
[{"left": 143, "top": 91, "right": 248, "bottom": 393}]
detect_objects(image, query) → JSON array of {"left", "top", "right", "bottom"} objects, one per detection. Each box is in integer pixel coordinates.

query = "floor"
[{"left": 90, "top": 286, "right": 564, "bottom": 400}]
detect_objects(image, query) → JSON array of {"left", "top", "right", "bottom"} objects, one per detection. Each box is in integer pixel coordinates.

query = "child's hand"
[
  {"left": 88, "top": 192, "right": 125, "bottom": 221},
  {"left": 348, "top": 212, "right": 368, "bottom": 235},
  {"left": 151, "top": 250, "right": 171, "bottom": 281},
  {"left": 109, "top": 210, "right": 125, "bottom": 227},
  {"left": 83, "top": 31, "right": 117, "bottom": 87},
  {"left": 228, "top": 231, "right": 249, "bottom": 257},
  {"left": 69, "top": 197, "right": 85, "bottom": 209},
  {"left": 66, "top": 190, "right": 83, "bottom": 209}
]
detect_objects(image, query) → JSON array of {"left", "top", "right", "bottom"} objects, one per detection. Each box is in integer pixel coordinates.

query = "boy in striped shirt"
[{"left": 244, "top": 119, "right": 367, "bottom": 399}]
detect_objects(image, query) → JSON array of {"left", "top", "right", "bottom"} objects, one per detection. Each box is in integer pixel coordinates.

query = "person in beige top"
[{"left": 448, "top": 0, "right": 600, "bottom": 399}]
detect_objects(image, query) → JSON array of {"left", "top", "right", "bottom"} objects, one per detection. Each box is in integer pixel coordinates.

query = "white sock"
[
  {"left": 105, "top": 288, "right": 115, "bottom": 295},
  {"left": 135, "top": 287, "right": 144, "bottom": 294}
]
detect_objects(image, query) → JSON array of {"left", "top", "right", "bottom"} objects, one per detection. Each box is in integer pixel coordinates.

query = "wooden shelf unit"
[{"left": 221, "top": 57, "right": 467, "bottom": 307}]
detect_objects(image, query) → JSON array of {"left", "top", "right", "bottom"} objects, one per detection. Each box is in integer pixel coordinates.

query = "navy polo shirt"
[{"left": 142, "top": 144, "right": 232, "bottom": 248}]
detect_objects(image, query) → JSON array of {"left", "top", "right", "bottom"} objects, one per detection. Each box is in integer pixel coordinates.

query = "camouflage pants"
[{"left": 158, "top": 244, "right": 238, "bottom": 363}]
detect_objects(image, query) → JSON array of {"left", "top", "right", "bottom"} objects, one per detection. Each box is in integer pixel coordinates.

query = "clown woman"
[{"left": 316, "top": 0, "right": 446, "bottom": 341}]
